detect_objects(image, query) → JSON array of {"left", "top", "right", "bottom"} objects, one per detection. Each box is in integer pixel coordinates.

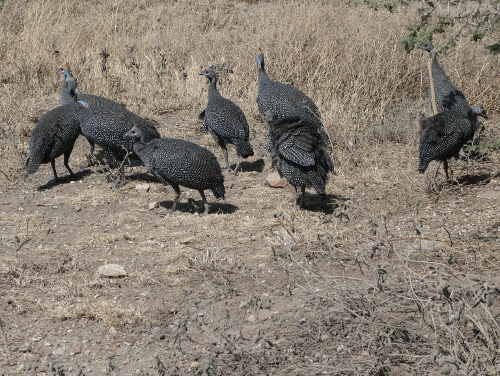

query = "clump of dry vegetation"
[{"left": 0, "top": 1, "right": 498, "bottom": 375}]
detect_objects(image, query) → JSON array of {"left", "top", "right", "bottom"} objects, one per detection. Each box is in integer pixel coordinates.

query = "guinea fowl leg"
[
  {"left": 221, "top": 145, "right": 231, "bottom": 173},
  {"left": 430, "top": 161, "right": 442, "bottom": 193},
  {"left": 50, "top": 160, "right": 60, "bottom": 183},
  {"left": 299, "top": 186, "right": 306, "bottom": 208},
  {"left": 233, "top": 154, "right": 241, "bottom": 175},
  {"left": 86, "top": 139, "right": 96, "bottom": 166},
  {"left": 170, "top": 184, "right": 181, "bottom": 212},
  {"left": 198, "top": 190, "right": 209, "bottom": 215},
  {"left": 63, "top": 149, "right": 75, "bottom": 177}
]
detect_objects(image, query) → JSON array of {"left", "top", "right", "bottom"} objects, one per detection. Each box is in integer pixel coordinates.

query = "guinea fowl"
[
  {"left": 58, "top": 64, "right": 160, "bottom": 186},
  {"left": 27, "top": 75, "right": 89, "bottom": 184},
  {"left": 419, "top": 103, "right": 487, "bottom": 192},
  {"left": 199, "top": 66, "right": 254, "bottom": 174},
  {"left": 260, "top": 110, "right": 333, "bottom": 208},
  {"left": 124, "top": 126, "right": 225, "bottom": 214}
]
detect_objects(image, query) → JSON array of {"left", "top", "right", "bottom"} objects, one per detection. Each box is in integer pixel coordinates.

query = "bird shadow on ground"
[
  {"left": 125, "top": 172, "right": 158, "bottom": 184},
  {"left": 456, "top": 172, "right": 498, "bottom": 186},
  {"left": 157, "top": 200, "right": 239, "bottom": 215},
  {"left": 238, "top": 158, "right": 265, "bottom": 173},
  {"left": 36, "top": 169, "right": 93, "bottom": 191},
  {"left": 302, "top": 193, "right": 351, "bottom": 217}
]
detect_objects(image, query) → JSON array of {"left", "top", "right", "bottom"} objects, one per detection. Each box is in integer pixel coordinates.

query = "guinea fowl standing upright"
[
  {"left": 260, "top": 111, "right": 333, "bottom": 208},
  {"left": 58, "top": 64, "right": 161, "bottom": 186},
  {"left": 124, "top": 126, "right": 225, "bottom": 215},
  {"left": 199, "top": 66, "right": 253, "bottom": 174},
  {"left": 27, "top": 75, "right": 89, "bottom": 183},
  {"left": 255, "top": 52, "right": 329, "bottom": 145},
  {"left": 417, "top": 42, "right": 488, "bottom": 191},
  {"left": 419, "top": 103, "right": 487, "bottom": 192}
]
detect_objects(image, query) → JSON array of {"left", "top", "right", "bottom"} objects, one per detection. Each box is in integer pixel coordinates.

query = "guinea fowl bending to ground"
[
  {"left": 199, "top": 66, "right": 254, "bottom": 174},
  {"left": 124, "top": 126, "right": 225, "bottom": 214},
  {"left": 58, "top": 65, "right": 161, "bottom": 186},
  {"left": 260, "top": 111, "right": 333, "bottom": 208},
  {"left": 26, "top": 75, "right": 89, "bottom": 184},
  {"left": 418, "top": 41, "right": 465, "bottom": 113},
  {"left": 419, "top": 103, "right": 487, "bottom": 192}
]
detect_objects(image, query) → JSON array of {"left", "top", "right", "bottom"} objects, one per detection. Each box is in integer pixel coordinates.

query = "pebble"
[
  {"left": 149, "top": 202, "right": 159, "bottom": 210},
  {"left": 136, "top": 184, "right": 151, "bottom": 192},
  {"left": 265, "top": 171, "right": 288, "bottom": 188},
  {"left": 97, "top": 264, "right": 128, "bottom": 278},
  {"left": 73, "top": 206, "right": 82, "bottom": 212},
  {"left": 180, "top": 236, "right": 195, "bottom": 245},
  {"left": 18, "top": 344, "right": 32, "bottom": 353}
]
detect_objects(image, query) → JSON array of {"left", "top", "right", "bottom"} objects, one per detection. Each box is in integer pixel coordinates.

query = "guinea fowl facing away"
[
  {"left": 199, "top": 66, "right": 254, "bottom": 174},
  {"left": 419, "top": 104, "right": 487, "bottom": 191},
  {"left": 124, "top": 126, "right": 225, "bottom": 214},
  {"left": 260, "top": 110, "right": 333, "bottom": 208},
  {"left": 255, "top": 52, "right": 330, "bottom": 147},
  {"left": 418, "top": 41, "right": 466, "bottom": 114},
  {"left": 58, "top": 65, "right": 161, "bottom": 186},
  {"left": 26, "top": 76, "right": 89, "bottom": 184}
]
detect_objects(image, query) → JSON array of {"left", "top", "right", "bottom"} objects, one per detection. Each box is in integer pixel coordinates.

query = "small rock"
[
  {"left": 191, "top": 362, "right": 200, "bottom": 369},
  {"left": 73, "top": 206, "right": 82, "bottom": 212},
  {"left": 180, "top": 236, "right": 194, "bottom": 245},
  {"left": 149, "top": 201, "right": 159, "bottom": 210},
  {"left": 238, "top": 237, "right": 253, "bottom": 244},
  {"left": 247, "top": 314, "right": 256, "bottom": 323},
  {"left": 239, "top": 301, "right": 249, "bottom": 309},
  {"left": 109, "top": 326, "right": 117, "bottom": 335},
  {"left": 97, "top": 264, "right": 128, "bottom": 278},
  {"left": 136, "top": 183, "right": 151, "bottom": 192},
  {"left": 18, "top": 344, "right": 32, "bottom": 353},
  {"left": 265, "top": 171, "right": 288, "bottom": 188}
]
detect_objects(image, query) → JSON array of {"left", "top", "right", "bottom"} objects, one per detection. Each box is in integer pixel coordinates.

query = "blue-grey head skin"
[
  {"left": 256, "top": 52, "right": 265, "bottom": 71},
  {"left": 198, "top": 65, "right": 254, "bottom": 174},
  {"left": 471, "top": 105, "right": 488, "bottom": 119},
  {"left": 124, "top": 126, "right": 225, "bottom": 214},
  {"left": 418, "top": 40, "right": 435, "bottom": 53},
  {"left": 198, "top": 66, "right": 217, "bottom": 86}
]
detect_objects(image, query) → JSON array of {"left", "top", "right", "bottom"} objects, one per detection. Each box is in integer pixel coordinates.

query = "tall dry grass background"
[{"left": 0, "top": 0, "right": 498, "bottom": 180}]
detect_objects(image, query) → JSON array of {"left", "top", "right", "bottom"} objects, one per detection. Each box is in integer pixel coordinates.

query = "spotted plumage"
[
  {"left": 199, "top": 66, "right": 254, "bottom": 174},
  {"left": 419, "top": 104, "right": 487, "bottom": 176},
  {"left": 418, "top": 41, "right": 466, "bottom": 113},
  {"left": 124, "top": 126, "right": 225, "bottom": 214},
  {"left": 255, "top": 53, "right": 329, "bottom": 141},
  {"left": 58, "top": 65, "right": 160, "bottom": 185},
  {"left": 26, "top": 76, "right": 89, "bottom": 183},
  {"left": 260, "top": 111, "right": 333, "bottom": 208}
]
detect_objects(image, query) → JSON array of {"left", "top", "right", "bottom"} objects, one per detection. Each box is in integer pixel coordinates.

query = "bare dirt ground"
[{"left": 1, "top": 108, "right": 499, "bottom": 375}]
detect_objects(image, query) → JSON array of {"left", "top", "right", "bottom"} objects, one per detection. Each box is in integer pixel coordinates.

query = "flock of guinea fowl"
[{"left": 26, "top": 43, "right": 488, "bottom": 214}]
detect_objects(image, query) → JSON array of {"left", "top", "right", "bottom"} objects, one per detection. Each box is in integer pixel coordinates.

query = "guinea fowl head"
[
  {"left": 256, "top": 52, "right": 265, "bottom": 71},
  {"left": 418, "top": 41, "right": 434, "bottom": 53},
  {"left": 124, "top": 126, "right": 144, "bottom": 142},
  {"left": 472, "top": 105, "right": 488, "bottom": 119},
  {"left": 198, "top": 66, "right": 217, "bottom": 85},
  {"left": 58, "top": 63, "right": 72, "bottom": 80}
]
